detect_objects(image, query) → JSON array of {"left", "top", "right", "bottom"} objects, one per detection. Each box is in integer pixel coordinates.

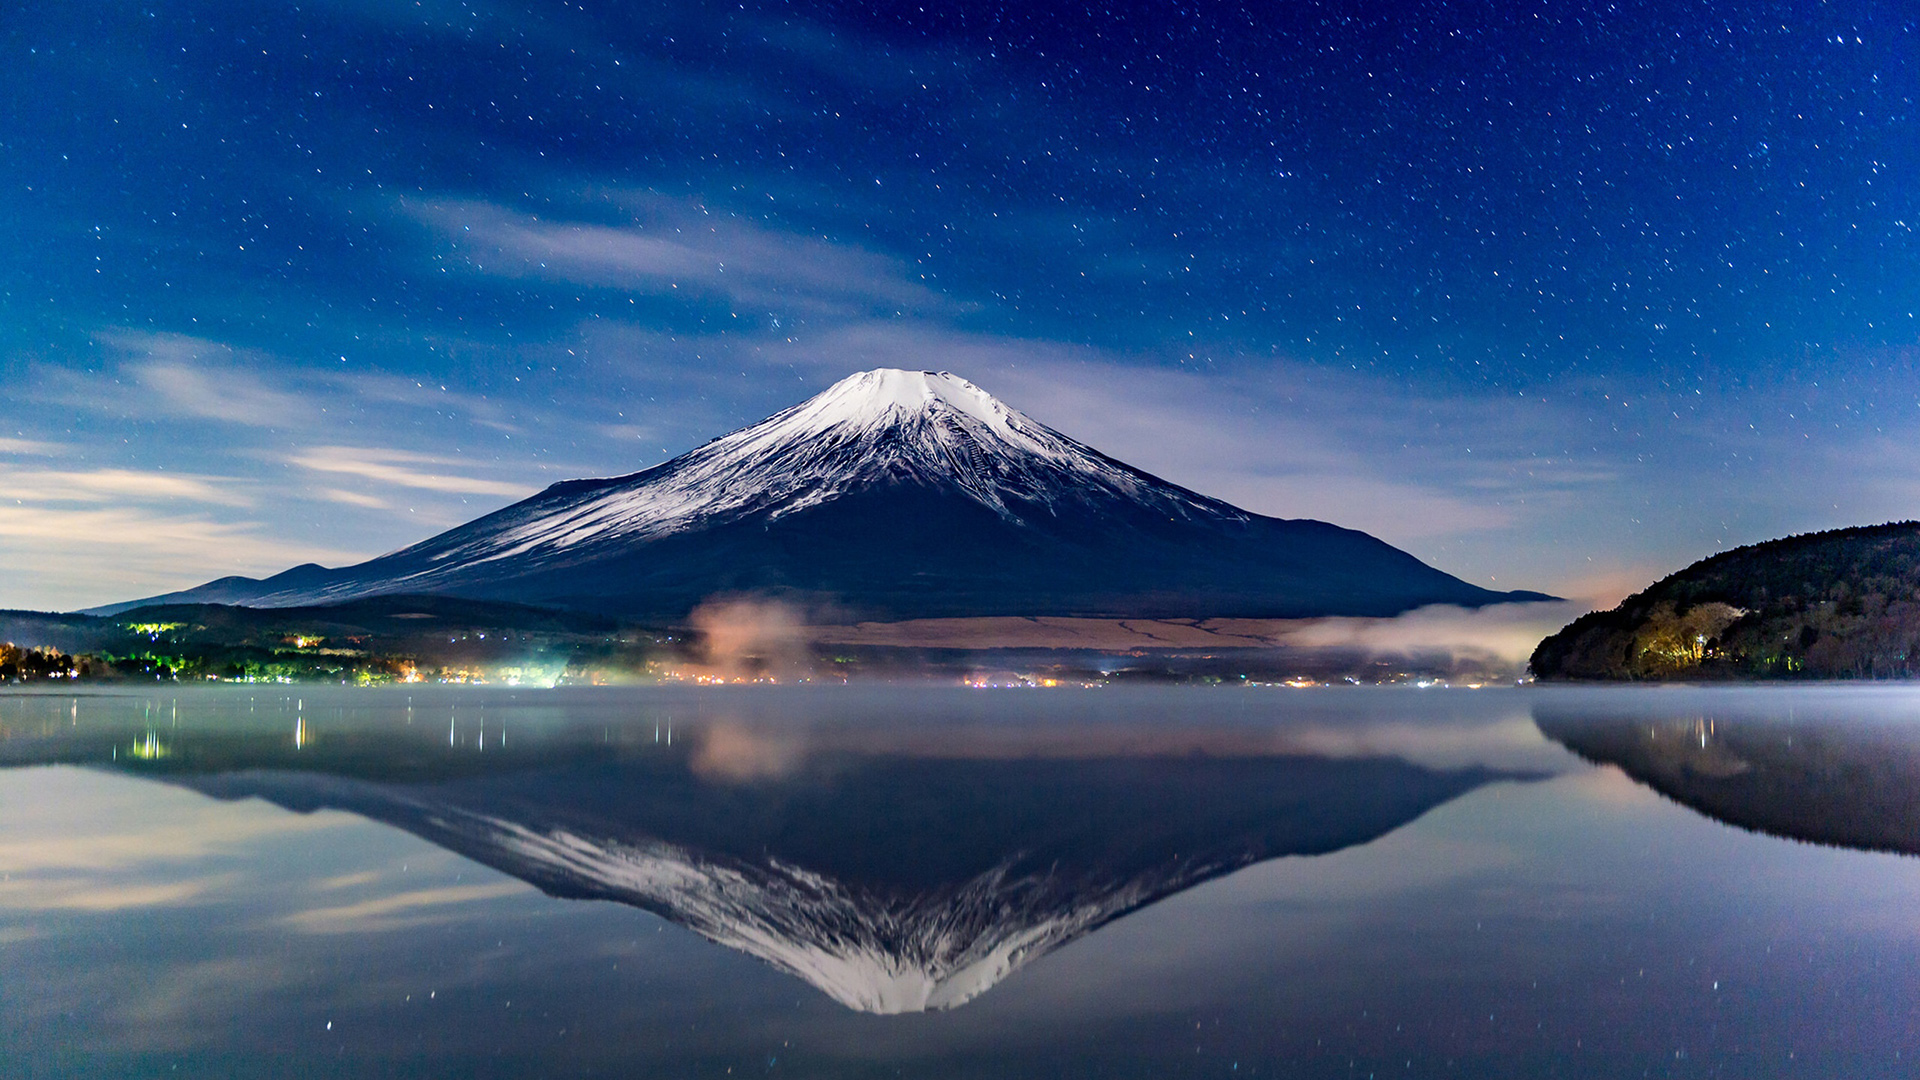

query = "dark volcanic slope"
[
  {"left": 103, "top": 370, "right": 1549, "bottom": 621},
  {"left": 1531, "top": 521, "right": 1920, "bottom": 681}
]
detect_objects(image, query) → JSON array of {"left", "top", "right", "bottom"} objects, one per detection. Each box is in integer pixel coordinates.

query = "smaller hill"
[{"left": 1531, "top": 522, "right": 1920, "bottom": 680}]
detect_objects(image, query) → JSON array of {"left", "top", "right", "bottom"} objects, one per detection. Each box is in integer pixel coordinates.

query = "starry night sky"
[{"left": 2, "top": 0, "right": 1915, "bottom": 612}]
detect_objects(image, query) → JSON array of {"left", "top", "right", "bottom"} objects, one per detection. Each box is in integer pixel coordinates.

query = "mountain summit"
[{"left": 104, "top": 369, "right": 1550, "bottom": 619}]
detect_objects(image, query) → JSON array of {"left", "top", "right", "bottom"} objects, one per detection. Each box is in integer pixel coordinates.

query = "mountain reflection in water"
[
  {"left": 0, "top": 688, "right": 1548, "bottom": 1013},
  {"left": 1535, "top": 689, "right": 1920, "bottom": 857}
]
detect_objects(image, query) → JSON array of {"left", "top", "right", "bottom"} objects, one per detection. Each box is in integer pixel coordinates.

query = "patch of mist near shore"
[
  {"left": 1283, "top": 601, "right": 1589, "bottom": 672},
  {"left": 686, "top": 596, "right": 814, "bottom": 680}
]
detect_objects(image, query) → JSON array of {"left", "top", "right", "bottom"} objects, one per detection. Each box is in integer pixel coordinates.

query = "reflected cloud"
[
  {"left": 315, "top": 870, "right": 383, "bottom": 891},
  {"left": 281, "top": 882, "right": 526, "bottom": 934},
  {"left": 0, "top": 875, "right": 234, "bottom": 912},
  {"left": 704, "top": 710, "right": 1580, "bottom": 776},
  {"left": 0, "top": 766, "right": 356, "bottom": 873},
  {"left": 115, "top": 956, "right": 299, "bottom": 1035},
  {"left": 0, "top": 766, "right": 358, "bottom": 918},
  {"left": 1277, "top": 716, "right": 1574, "bottom": 772}
]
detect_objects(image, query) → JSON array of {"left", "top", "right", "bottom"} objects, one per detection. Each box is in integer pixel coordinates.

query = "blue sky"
[{"left": 2, "top": 0, "right": 1915, "bottom": 611}]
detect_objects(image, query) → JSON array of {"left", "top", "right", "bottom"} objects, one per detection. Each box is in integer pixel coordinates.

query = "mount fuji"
[{"left": 104, "top": 369, "right": 1549, "bottom": 620}]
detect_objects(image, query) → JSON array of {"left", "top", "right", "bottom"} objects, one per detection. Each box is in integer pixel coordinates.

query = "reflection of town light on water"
[{"left": 126, "top": 725, "right": 169, "bottom": 760}]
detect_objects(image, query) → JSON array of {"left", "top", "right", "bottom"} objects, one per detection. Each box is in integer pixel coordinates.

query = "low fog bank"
[
  {"left": 721, "top": 598, "right": 1589, "bottom": 685},
  {"left": 1279, "top": 601, "right": 1591, "bottom": 675}
]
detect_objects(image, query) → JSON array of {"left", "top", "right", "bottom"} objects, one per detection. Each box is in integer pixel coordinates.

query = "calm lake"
[{"left": 2, "top": 684, "right": 1917, "bottom": 1077}]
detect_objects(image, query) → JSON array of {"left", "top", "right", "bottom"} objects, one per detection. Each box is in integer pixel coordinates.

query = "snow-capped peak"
[
  {"left": 792, "top": 369, "right": 1006, "bottom": 425},
  {"left": 708, "top": 368, "right": 1060, "bottom": 461},
  {"left": 786, "top": 368, "right": 1033, "bottom": 435},
  {"left": 358, "top": 368, "right": 1238, "bottom": 579}
]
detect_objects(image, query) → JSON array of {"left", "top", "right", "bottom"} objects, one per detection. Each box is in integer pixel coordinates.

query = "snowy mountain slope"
[
  {"left": 99, "top": 369, "right": 1550, "bottom": 619},
  {"left": 425, "top": 368, "right": 1236, "bottom": 559}
]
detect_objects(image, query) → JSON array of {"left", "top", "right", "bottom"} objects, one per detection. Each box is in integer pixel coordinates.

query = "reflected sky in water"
[{"left": 2, "top": 686, "right": 1918, "bottom": 1077}]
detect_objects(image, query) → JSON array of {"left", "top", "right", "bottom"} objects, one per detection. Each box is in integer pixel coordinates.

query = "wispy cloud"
[
  {"left": 288, "top": 446, "right": 533, "bottom": 498},
  {"left": 0, "top": 451, "right": 343, "bottom": 607},
  {"left": 0, "top": 327, "right": 591, "bottom": 609},
  {"left": 92, "top": 329, "right": 310, "bottom": 427},
  {"left": 407, "top": 193, "right": 961, "bottom": 317},
  {"left": 0, "top": 437, "right": 68, "bottom": 456},
  {"left": 595, "top": 421, "right": 664, "bottom": 445},
  {"left": 0, "top": 505, "right": 361, "bottom": 610},
  {"left": 313, "top": 487, "right": 391, "bottom": 509},
  {"left": 0, "top": 465, "right": 251, "bottom": 506},
  {"left": 84, "top": 330, "right": 565, "bottom": 438},
  {"left": 326, "top": 369, "right": 527, "bottom": 434}
]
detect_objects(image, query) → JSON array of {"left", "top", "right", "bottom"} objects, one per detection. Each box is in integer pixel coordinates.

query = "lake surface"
[{"left": 3, "top": 684, "right": 1918, "bottom": 1077}]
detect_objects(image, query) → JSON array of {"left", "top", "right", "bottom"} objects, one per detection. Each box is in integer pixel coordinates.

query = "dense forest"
[{"left": 1531, "top": 522, "right": 1920, "bottom": 680}]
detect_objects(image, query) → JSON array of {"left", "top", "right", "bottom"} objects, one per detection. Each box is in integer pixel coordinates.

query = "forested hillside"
[{"left": 1531, "top": 522, "right": 1920, "bottom": 680}]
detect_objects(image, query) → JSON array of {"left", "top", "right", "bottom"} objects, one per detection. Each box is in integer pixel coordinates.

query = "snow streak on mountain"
[{"left": 104, "top": 369, "right": 1550, "bottom": 619}]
